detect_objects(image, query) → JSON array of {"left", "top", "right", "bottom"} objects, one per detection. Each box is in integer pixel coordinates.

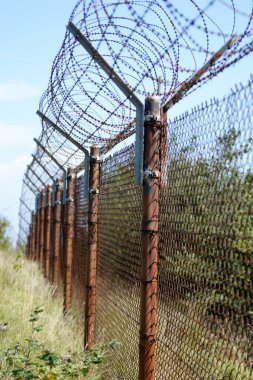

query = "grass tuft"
[{"left": 0, "top": 249, "right": 82, "bottom": 354}]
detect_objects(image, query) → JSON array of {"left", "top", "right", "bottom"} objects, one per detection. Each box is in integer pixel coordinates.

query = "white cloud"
[{"left": 0, "top": 80, "right": 39, "bottom": 103}]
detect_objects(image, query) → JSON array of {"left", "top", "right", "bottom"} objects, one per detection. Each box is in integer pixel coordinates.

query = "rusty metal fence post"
[
  {"left": 53, "top": 178, "right": 63, "bottom": 290},
  {"left": 85, "top": 145, "right": 100, "bottom": 349},
  {"left": 39, "top": 190, "right": 45, "bottom": 270},
  {"left": 139, "top": 95, "right": 161, "bottom": 380},
  {"left": 44, "top": 184, "right": 53, "bottom": 280},
  {"left": 27, "top": 229, "right": 31, "bottom": 258},
  {"left": 64, "top": 168, "right": 75, "bottom": 314},
  {"left": 31, "top": 211, "right": 36, "bottom": 260},
  {"left": 35, "top": 194, "right": 41, "bottom": 262}
]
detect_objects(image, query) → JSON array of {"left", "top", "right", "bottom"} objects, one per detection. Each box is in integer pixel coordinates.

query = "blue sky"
[
  {"left": 0, "top": 0, "right": 76, "bottom": 241},
  {"left": 0, "top": 0, "right": 252, "bottom": 242}
]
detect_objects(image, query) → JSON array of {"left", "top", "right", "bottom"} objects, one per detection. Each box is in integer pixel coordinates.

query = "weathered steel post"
[
  {"left": 27, "top": 229, "right": 31, "bottom": 258},
  {"left": 85, "top": 145, "right": 100, "bottom": 349},
  {"left": 31, "top": 211, "right": 36, "bottom": 260},
  {"left": 139, "top": 95, "right": 161, "bottom": 380},
  {"left": 35, "top": 194, "right": 41, "bottom": 262},
  {"left": 53, "top": 178, "right": 63, "bottom": 290},
  {"left": 39, "top": 190, "right": 45, "bottom": 271},
  {"left": 44, "top": 184, "right": 53, "bottom": 280},
  {"left": 64, "top": 168, "right": 76, "bottom": 314}
]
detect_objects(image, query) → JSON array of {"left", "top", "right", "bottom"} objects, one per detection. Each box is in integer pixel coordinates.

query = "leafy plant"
[{"left": 0, "top": 306, "right": 119, "bottom": 379}]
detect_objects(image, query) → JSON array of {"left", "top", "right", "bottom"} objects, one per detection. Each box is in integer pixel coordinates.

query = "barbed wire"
[{"left": 19, "top": 0, "right": 253, "bottom": 242}]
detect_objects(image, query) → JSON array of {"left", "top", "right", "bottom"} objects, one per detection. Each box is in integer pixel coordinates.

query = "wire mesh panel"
[
  {"left": 96, "top": 145, "right": 142, "bottom": 379},
  {"left": 72, "top": 173, "right": 89, "bottom": 319},
  {"left": 157, "top": 77, "right": 253, "bottom": 379}
]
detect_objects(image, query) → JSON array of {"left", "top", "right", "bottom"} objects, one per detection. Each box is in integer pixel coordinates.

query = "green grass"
[
  {"left": 0, "top": 249, "right": 82, "bottom": 353},
  {"left": 0, "top": 249, "right": 113, "bottom": 379}
]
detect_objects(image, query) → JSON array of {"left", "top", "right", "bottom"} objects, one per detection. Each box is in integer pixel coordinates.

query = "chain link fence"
[{"left": 18, "top": 1, "right": 253, "bottom": 378}]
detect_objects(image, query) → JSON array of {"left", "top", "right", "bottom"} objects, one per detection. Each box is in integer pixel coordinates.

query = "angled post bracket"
[
  {"left": 19, "top": 198, "right": 32, "bottom": 213},
  {"left": 34, "top": 138, "right": 67, "bottom": 204},
  {"left": 18, "top": 223, "right": 28, "bottom": 236},
  {"left": 27, "top": 165, "right": 47, "bottom": 187},
  {"left": 32, "top": 154, "right": 55, "bottom": 181},
  {"left": 18, "top": 212, "right": 30, "bottom": 227},
  {"left": 24, "top": 175, "right": 40, "bottom": 193},
  {"left": 67, "top": 21, "right": 144, "bottom": 185},
  {"left": 36, "top": 111, "right": 90, "bottom": 199},
  {"left": 163, "top": 35, "right": 240, "bottom": 112},
  {"left": 32, "top": 153, "right": 57, "bottom": 206}
]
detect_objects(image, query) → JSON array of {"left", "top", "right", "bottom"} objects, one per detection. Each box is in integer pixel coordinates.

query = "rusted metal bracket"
[
  {"left": 163, "top": 35, "right": 240, "bottom": 112},
  {"left": 67, "top": 22, "right": 144, "bottom": 185}
]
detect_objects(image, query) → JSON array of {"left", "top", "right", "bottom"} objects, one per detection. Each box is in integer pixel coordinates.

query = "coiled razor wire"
[{"left": 20, "top": 0, "right": 253, "bottom": 239}]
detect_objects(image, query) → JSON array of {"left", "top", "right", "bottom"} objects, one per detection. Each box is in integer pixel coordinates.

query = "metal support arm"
[
  {"left": 24, "top": 175, "right": 40, "bottom": 193},
  {"left": 36, "top": 111, "right": 90, "bottom": 199},
  {"left": 34, "top": 138, "right": 67, "bottom": 204},
  {"left": 67, "top": 21, "right": 144, "bottom": 185},
  {"left": 27, "top": 165, "right": 46, "bottom": 187},
  {"left": 32, "top": 154, "right": 55, "bottom": 181},
  {"left": 19, "top": 198, "right": 32, "bottom": 213},
  {"left": 163, "top": 35, "right": 239, "bottom": 112}
]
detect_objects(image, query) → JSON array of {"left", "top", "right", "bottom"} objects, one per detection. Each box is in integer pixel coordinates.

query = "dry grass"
[
  {"left": 0, "top": 250, "right": 117, "bottom": 379},
  {"left": 0, "top": 249, "right": 84, "bottom": 354}
]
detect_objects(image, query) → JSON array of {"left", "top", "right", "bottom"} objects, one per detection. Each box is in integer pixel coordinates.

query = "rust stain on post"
[
  {"left": 53, "top": 178, "right": 63, "bottom": 291},
  {"left": 44, "top": 185, "right": 53, "bottom": 280},
  {"left": 85, "top": 145, "right": 100, "bottom": 349},
  {"left": 31, "top": 211, "right": 36, "bottom": 260},
  {"left": 27, "top": 230, "right": 31, "bottom": 258},
  {"left": 139, "top": 96, "right": 161, "bottom": 380},
  {"left": 161, "top": 110, "right": 167, "bottom": 186},
  {"left": 35, "top": 196, "right": 40, "bottom": 262},
  {"left": 64, "top": 168, "right": 76, "bottom": 314},
  {"left": 39, "top": 190, "right": 45, "bottom": 271}
]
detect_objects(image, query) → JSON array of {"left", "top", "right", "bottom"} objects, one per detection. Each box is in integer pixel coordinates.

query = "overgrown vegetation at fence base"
[{"left": 0, "top": 250, "right": 118, "bottom": 379}]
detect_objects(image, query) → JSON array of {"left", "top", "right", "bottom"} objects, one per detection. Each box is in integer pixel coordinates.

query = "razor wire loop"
[
  {"left": 67, "top": 21, "right": 145, "bottom": 185},
  {"left": 18, "top": 1, "right": 253, "bottom": 378}
]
